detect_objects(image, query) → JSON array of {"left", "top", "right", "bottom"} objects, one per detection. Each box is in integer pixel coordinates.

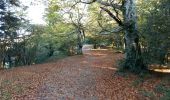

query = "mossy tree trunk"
[
  {"left": 122, "top": 0, "right": 146, "bottom": 72},
  {"left": 80, "top": 0, "right": 147, "bottom": 72},
  {"left": 99, "top": 0, "right": 147, "bottom": 72},
  {"left": 77, "top": 29, "right": 85, "bottom": 55}
]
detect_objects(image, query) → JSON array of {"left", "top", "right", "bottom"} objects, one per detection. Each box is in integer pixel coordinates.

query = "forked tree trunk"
[{"left": 122, "top": 0, "right": 146, "bottom": 72}]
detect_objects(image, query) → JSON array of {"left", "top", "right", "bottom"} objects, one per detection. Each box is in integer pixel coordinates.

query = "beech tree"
[
  {"left": 69, "top": 10, "right": 85, "bottom": 54},
  {"left": 77, "top": 0, "right": 146, "bottom": 72},
  {"left": 47, "top": 0, "right": 86, "bottom": 55}
]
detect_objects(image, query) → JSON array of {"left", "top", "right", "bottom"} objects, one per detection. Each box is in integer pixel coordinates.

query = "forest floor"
[{"left": 0, "top": 48, "right": 170, "bottom": 100}]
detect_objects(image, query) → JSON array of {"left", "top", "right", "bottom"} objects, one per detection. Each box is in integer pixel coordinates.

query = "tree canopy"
[{"left": 0, "top": 0, "right": 169, "bottom": 73}]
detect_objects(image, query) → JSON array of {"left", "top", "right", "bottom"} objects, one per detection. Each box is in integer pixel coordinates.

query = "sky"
[
  {"left": 20, "top": 0, "right": 87, "bottom": 25},
  {"left": 21, "top": 0, "right": 46, "bottom": 25}
]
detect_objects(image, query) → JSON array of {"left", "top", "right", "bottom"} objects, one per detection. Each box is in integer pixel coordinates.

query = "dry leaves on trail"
[{"left": 0, "top": 50, "right": 170, "bottom": 100}]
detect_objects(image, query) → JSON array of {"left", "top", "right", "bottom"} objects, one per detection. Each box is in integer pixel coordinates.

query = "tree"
[
  {"left": 77, "top": 0, "right": 146, "bottom": 72},
  {"left": 138, "top": 0, "right": 170, "bottom": 65},
  {"left": 44, "top": 0, "right": 86, "bottom": 55},
  {"left": 69, "top": 9, "right": 85, "bottom": 54},
  {"left": 85, "top": 3, "right": 121, "bottom": 49},
  {"left": 0, "top": 0, "right": 27, "bottom": 68}
]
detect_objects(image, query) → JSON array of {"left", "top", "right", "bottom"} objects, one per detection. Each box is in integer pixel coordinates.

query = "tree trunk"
[
  {"left": 0, "top": 60, "right": 3, "bottom": 69},
  {"left": 122, "top": 0, "right": 146, "bottom": 72},
  {"left": 0, "top": 54, "right": 3, "bottom": 68},
  {"left": 0, "top": 44, "right": 5, "bottom": 68},
  {"left": 77, "top": 44, "right": 83, "bottom": 54},
  {"left": 77, "top": 30, "right": 84, "bottom": 55},
  {"left": 77, "top": 35, "right": 83, "bottom": 55}
]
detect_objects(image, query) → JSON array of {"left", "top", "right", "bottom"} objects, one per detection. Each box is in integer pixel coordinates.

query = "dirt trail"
[
  {"left": 36, "top": 50, "right": 141, "bottom": 100},
  {"left": 0, "top": 49, "right": 145, "bottom": 100}
]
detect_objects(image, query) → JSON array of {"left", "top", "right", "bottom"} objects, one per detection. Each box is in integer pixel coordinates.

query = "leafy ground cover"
[{"left": 0, "top": 49, "right": 170, "bottom": 100}]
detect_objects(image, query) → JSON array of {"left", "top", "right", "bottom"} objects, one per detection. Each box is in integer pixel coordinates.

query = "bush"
[{"left": 117, "top": 57, "right": 148, "bottom": 74}]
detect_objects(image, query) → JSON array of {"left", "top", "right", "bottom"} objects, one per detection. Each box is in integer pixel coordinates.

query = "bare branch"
[
  {"left": 98, "top": 22, "right": 123, "bottom": 34},
  {"left": 97, "top": 12, "right": 123, "bottom": 34},
  {"left": 100, "top": 7, "right": 123, "bottom": 26},
  {"left": 69, "top": 13, "right": 78, "bottom": 27},
  {"left": 79, "top": 0, "right": 122, "bottom": 10},
  {"left": 98, "top": 0, "right": 122, "bottom": 9},
  {"left": 97, "top": 10, "right": 112, "bottom": 33},
  {"left": 113, "top": 8, "right": 121, "bottom": 21},
  {"left": 79, "top": 0, "right": 97, "bottom": 4}
]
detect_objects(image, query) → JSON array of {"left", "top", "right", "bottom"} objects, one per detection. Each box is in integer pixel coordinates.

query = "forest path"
[
  {"left": 0, "top": 49, "right": 146, "bottom": 100},
  {"left": 36, "top": 49, "right": 142, "bottom": 100}
]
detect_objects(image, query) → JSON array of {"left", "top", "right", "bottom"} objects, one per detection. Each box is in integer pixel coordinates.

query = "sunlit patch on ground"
[
  {"left": 90, "top": 49, "right": 109, "bottom": 51},
  {"left": 84, "top": 52, "right": 108, "bottom": 56},
  {"left": 80, "top": 61, "right": 88, "bottom": 64},
  {"left": 152, "top": 69, "right": 170, "bottom": 73},
  {"left": 149, "top": 64, "right": 170, "bottom": 73},
  {"left": 93, "top": 66, "right": 118, "bottom": 70}
]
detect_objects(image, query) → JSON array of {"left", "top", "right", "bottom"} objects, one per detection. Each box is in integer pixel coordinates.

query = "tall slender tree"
[
  {"left": 0, "top": 0, "right": 25, "bottom": 68},
  {"left": 69, "top": 10, "right": 85, "bottom": 54}
]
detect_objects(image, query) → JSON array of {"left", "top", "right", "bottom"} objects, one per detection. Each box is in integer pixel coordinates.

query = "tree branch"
[
  {"left": 79, "top": 0, "right": 122, "bottom": 10},
  {"left": 100, "top": 7, "right": 123, "bottom": 26},
  {"left": 79, "top": 0, "right": 97, "bottom": 4}
]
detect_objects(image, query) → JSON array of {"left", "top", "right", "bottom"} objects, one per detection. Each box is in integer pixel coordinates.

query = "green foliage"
[
  {"left": 28, "top": 23, "right": 78, "bottom": 63},
  {"left": 132, "top": 78, "right": 144, "bottom": 87},
  {"left": 154, "top": 84, "right": 167, "bottom": 94},
  {"left": 28, "top": 5, "right": 80, "bottom": 63},
  {"left": 138, "top": 0, "right": 170, "bottom": 65},
  {"left": 161, "top": 90, "right": 170, "bottom": 100},
  {"left": 85, "top": 35, "right": 113, "bottom": 49},
  {"left": 0, "top": 0, "right": 28, "bottom": 68},
  {"left": 45, "top": 0, "right": 61, "bottom": 25},
  {"left": 117, "top": 58, "right": 126, "bottom": 72},
  {"left": 154, "top": 83, "right": 170, "bottom": 100},
  {"left": 0, "top": 0, "right": 169, "bottom": 71},
  {"left": 118, "top": 56, "right": 147, "bottom": 74}
]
